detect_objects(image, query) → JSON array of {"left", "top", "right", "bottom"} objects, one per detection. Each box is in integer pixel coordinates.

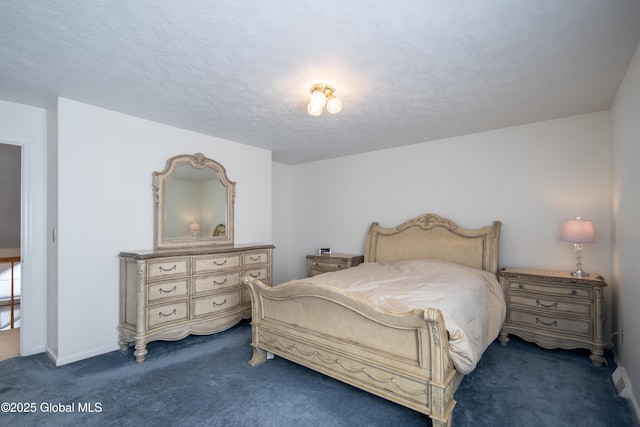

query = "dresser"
[
  {"left": 306, "top": 253, "right": 364, "bottom": 277},
  {"left": 497, "top": 267, "right": 607, "bottom": 366},
  {"left": 119, "top": 244, "right": 274, "bottom": 362}
]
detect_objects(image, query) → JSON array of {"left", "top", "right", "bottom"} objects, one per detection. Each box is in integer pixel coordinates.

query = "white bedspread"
[{"left": 299, "top": 258, "right": 506, "bottom": 374}]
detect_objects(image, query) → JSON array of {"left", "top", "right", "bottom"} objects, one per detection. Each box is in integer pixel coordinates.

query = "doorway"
[{"left": 0, "top": 142, "right": 22, "bottom": 360}]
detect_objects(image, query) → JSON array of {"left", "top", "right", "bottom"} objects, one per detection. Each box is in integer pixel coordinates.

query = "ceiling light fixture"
[{"left": 307, "top": 83, "right": 342, "bottom": 116}]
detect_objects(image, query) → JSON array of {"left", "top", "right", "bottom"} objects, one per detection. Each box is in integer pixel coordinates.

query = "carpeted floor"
[{"left": 0, "top": 320, "right": 637, "bottom": 427}]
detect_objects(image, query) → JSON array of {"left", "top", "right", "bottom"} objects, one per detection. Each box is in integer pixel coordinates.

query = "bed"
[{"left": 243, "top": 213, "right": 503, "bottom": 427}]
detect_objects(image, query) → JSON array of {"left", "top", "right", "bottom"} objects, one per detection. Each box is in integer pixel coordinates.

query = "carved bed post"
[
  {"left": 244, "top": 276, "right": 268, "bottom": 366},
  {"left": 425, "top": 308, "right": 455, "bottom": 427}
]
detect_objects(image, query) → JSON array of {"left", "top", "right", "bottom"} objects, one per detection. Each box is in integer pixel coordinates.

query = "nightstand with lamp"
[{"left": 498, "top": 217, "right": 607, "bottom": 366}]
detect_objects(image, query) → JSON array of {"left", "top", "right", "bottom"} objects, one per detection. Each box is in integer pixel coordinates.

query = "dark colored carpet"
[{"left": 0, "top": 320, "right": 637, "bottom": 426}]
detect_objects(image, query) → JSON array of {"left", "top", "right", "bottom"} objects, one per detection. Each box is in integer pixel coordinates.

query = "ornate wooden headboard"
[{"left": 364, "top": 213, "right": 501, "bottom": 273}]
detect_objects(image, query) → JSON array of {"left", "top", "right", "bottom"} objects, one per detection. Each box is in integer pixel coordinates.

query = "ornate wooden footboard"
[{"left": 243, "top": 277, "right": 462, "bottom": 427}]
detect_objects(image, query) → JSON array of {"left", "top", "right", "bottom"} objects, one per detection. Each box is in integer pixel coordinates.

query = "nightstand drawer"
[
  {"left": 508, "top": 309, "right": 592, "bottom": 337},
  {"left": 508, "top": 280, "right": 591, "bottom": 299},
  {"left": 508, "top": 293, "right": 591, "bottom": 316},
  {"left": 309, "top": 261, "right": 344, "bottom": 272},
  {"left": 306, "top": 254, "right": 364, "bottom": 277}
]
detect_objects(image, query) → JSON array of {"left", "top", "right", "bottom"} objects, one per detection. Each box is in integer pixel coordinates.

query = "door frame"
[{"left": 0, "top": 134, "right": 46, "bottom": 356}]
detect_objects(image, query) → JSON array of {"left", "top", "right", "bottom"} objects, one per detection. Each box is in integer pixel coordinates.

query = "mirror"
[{"left": 153, "top": 153, "right": 235, "bottom": 249}]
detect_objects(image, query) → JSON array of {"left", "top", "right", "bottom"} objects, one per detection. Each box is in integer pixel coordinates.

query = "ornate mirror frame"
[{"left": 153, "top": 153, "right": 235, "bottom": 249}]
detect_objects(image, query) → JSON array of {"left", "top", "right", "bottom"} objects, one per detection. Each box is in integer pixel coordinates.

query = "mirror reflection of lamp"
[{"left": 189, "top": 221, "right": 201, "bottom": 239}]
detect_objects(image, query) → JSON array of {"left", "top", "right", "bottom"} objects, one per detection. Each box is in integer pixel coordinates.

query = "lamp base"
[{"left": 571, "top": 270, "right": 590, "bottom": 278}]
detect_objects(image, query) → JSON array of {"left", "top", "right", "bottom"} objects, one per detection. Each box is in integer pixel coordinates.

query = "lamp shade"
[
  {"left": 189, "top": 221, "right": 201, "bottom": 233},
  {"left": 559, "top": 218, "right": 595, "bottom": 243}
]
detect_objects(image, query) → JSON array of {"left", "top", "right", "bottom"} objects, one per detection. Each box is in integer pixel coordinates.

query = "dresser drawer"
[
  {"left": 508, "top": 280, "right": 591, "bottom": 299},
  {"left": 193, "top": 254, "right": 241, "bottom": 273},
  {"left": 508, "top": 293, "right": 592, "bottom": 316},
  {"left": 147, "top": 258, "right": 189, "bottom": 280},
  {"left": 193, "top": 291, "right": 241, "bottom": 318},
  {"left": 508, "top": 309, "right": 592, "bottom": 337},
  {"left": 148, "top": 279, "right": 189, "bottom": 302},
  {"left": 243, "top": 251, "right": 270, "bottom": 266},
  {"left": 193, "top": 272, "right": 241, "bottom": 294},
  {"left": 148, "top": 301, "right": 189, "bottom": 329},
  {"left": 244, "top": 267, "right": 269, "bottom": 282}
]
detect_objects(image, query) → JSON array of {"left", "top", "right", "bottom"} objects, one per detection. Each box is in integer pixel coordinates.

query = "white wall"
[
  {"left": 610, "top": 41, "right": 640, "bottom": 416},
  {"left": 53, "top": 98, "right": 272, "bottom": 365},
  {"left": 279, "top": 111, "right": 611, "bottom": 323},
  {"left": 272, "top": 162, "right": 293, "bottom": 284},
  {"left": 0, "top": 100, "right": 48, "bottom": 356}
]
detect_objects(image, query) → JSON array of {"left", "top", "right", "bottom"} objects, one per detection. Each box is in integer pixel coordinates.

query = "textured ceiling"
[{"left": 1, "top": 1, "right": 639, "bottom": 164}]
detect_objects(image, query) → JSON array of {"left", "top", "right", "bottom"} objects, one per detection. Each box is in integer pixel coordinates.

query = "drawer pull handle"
[
  {"left": 212, "top": 299, "right": 227, "bottom": 307},
  {"left": 250, "top": 272, "right": 262, "bottom": 278},
  {"left": 571, "top": 290, "right": 577, "bottom": 295},
  {"left": 536, "top": 299, "right": 558, "bottom": 309},
  {"left": 518, "top": 284, "right": 524, "bottom": 289},
  {"left": 536, "top": 318, "right": 557, "bottom": 327},
  {"left": 337, "top": 264, "right": 343, "bottom": 268},
  {"left": 159, "top": 265, "right": 177, "bottom": 272},
  {"left": 250, "top": 256, "right": 261, "bottom": 261},
  {"left": 159, "top": 286, "right": 177, "bottom": 294},
  {"left": 214, "top": 279, "right": 227, "bottom": 286},
  {"left": 158, "top": 309, "right": 177, "bottom": 318},
  {"left": 214, "top": 260, "right": 227, "bottom": 266}
]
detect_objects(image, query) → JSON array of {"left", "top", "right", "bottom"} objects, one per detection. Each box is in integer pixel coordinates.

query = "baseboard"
[
  {"left": 45, "top": 346, "right": 58, "bottom": 365},
  {"left": 611, "top": 350, "right": 640, "bottom": 422},
  {"left": 51, "top": 343, "right": 120, "bottom": 367}
]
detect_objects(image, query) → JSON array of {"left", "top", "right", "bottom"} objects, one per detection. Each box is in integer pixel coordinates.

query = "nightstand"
[
  {"left": 497, "top": 267, "right": 607, "bottom": 366},
  {"left": 306, "top": 253, "right": 364, "bottom": 277}
]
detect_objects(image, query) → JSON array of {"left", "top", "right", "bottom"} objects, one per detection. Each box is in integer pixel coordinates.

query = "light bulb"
[
  {"left": 307, "top": 102, "right": 323, "bottom": 116},
  {"left": 309, "top": 90, "right": 327, "bottom": 108},
  {"left": 326, "top": 97, "right": 342, "bottom": 114}
]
